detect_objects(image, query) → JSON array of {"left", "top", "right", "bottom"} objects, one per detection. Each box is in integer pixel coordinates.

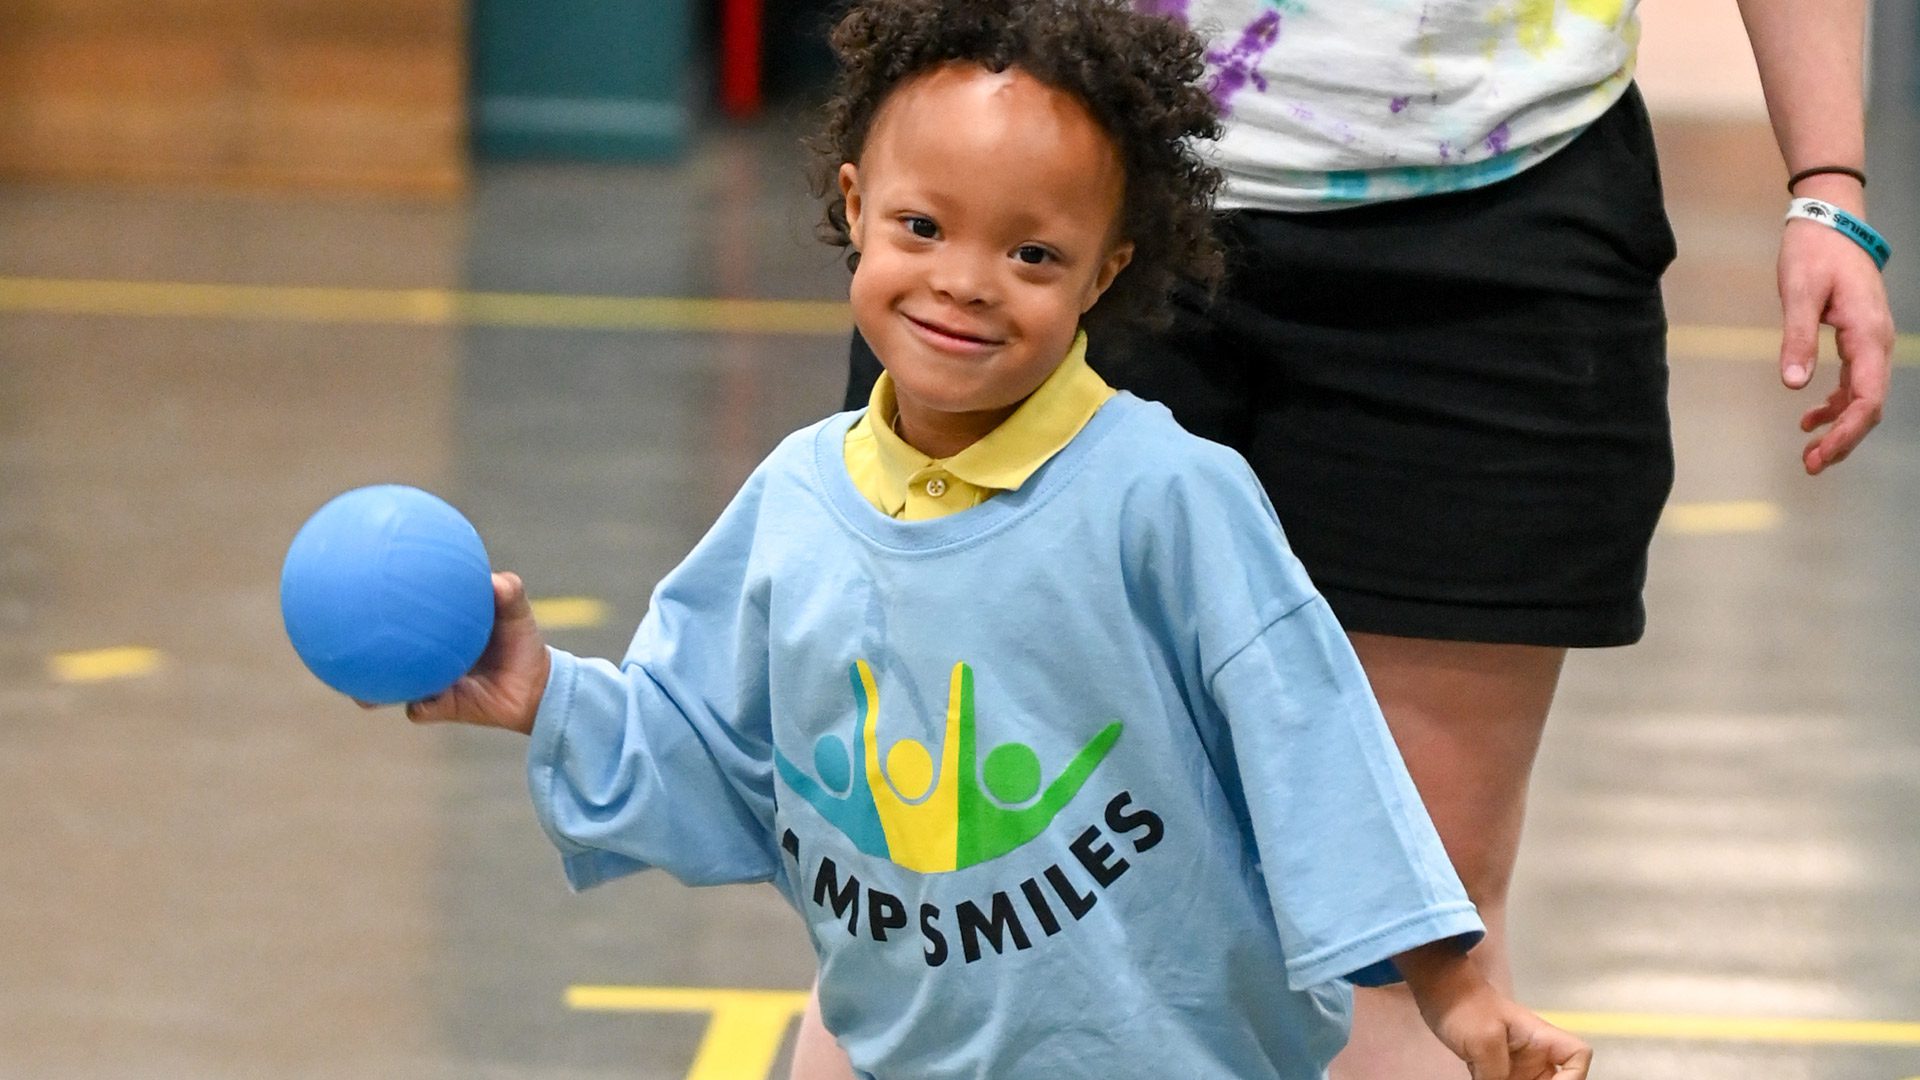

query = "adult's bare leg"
[
  {"left": 1329, "top": 633, "right": 1566, "bottom": 1080},
  {"left": 791, "top": 983, "right": 857, "bottom": 1080}
]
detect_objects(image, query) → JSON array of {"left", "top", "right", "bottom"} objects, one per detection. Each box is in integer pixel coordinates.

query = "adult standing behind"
[{"left": 806, "top": 0, "right": 1894, "bottom": 1075}]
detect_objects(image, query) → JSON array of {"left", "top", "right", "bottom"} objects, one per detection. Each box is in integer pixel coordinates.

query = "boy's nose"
[{"left": 928, "top": 249, "right": 997, "bottom": 306}]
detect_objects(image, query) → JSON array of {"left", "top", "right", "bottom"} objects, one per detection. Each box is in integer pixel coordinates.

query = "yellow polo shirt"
[{"left": 844, "top": 333, "right": 1115, "bottom": 520}]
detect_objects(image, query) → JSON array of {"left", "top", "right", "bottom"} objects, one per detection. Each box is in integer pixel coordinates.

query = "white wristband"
[{"left": 1785, "top": 198, "right": 1891, "bottom": 270}]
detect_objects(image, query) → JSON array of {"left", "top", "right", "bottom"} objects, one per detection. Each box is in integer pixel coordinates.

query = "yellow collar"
[{"left": 847, "top": 331, "right": 1114, "bottom": 520}]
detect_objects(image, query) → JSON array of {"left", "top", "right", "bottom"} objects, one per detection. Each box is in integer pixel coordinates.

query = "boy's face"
[{"left": 839, "top": 63, "right": 1134, "bottom": 453}]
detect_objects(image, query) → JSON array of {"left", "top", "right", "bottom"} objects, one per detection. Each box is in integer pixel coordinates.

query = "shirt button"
[{"left": 925, "top": 477, "right": 948, "bottom": 497}]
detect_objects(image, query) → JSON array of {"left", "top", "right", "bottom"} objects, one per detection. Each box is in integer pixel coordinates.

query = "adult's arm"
[{"left": 1736, "top": 0, "right": 1895, "bottom": 473}]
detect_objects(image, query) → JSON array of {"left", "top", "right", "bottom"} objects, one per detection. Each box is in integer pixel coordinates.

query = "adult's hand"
[{"left": 1777, "top": 195, "right": 1894, "bottom": 475}]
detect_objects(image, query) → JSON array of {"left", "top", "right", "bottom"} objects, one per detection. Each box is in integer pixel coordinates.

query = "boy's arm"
[
  {"left": 526, "top": 644, "right": 781, "bottom": 890},
  {"left": 405, "top": 564, "right": 782, "bottom": 891},
  {"left": 1204, "top": 591, "right": 1485, "bottom": 989},
  {"left": 1396, "top": 941, "right": 1591, "bottom": 1079},
  {"left": 1146, "top": 449, "right": 1484, "bottom": 987}
]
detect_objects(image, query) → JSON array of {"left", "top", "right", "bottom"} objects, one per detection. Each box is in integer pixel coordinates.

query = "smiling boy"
[{"left": 392, "top": 3, "right": 1591, "bottom": 1077}]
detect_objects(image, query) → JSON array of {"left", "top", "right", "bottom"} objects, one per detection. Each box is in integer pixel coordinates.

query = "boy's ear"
[
  {"left": 838, "top": 163, "right": 863, "bottom": 245},
  {"left": 1083, "top": 241, "right": 1136, "bottom": 312}
]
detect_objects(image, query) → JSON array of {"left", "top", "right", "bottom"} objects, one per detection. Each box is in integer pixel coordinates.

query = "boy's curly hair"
[{"left": 809, "top": 0, "right": 1224, "bottom": 334}]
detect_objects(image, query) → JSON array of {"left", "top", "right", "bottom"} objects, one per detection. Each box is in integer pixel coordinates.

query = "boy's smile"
[
  {"left": 901, "top": 311, "right": 1005, "bottom": 354},
  {"left": 839, "top": 63, "right": 1134, "bottom": 458}
]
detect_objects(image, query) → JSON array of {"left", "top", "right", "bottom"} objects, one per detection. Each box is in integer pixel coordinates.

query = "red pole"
[{"left": 721, "top": 0, "right": 764, "bottom": 117}]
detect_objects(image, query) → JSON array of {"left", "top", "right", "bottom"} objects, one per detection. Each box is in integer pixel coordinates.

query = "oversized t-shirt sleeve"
[
  {"left": 526, "top": 469, "right": 783, "bottom": 893},
  {"left": 1147, "top": 444, "right": 1483, "bottom": 990},
  {"left": 1208, "top": 596, "right": 1483, "bottom": 990}
]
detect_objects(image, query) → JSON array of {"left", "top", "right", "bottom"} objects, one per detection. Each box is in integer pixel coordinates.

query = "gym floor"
[{"left": 2, "top": 90, "right": 1918, "bottom": 1080}]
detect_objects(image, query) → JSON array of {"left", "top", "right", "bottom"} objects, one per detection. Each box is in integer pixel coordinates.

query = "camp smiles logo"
[{"left": 776, "top": 660, "right": 1165, "bottom": 966}]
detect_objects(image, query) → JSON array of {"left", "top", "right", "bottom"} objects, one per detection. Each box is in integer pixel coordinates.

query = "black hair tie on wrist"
[{"left": 1788, "top": 165, "right": 1867, "bottom": 192}]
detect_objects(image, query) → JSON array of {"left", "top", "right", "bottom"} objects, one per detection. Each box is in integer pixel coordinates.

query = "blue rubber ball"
[{"left": 280, "top": 485, "right": 494, "bottom": 705}]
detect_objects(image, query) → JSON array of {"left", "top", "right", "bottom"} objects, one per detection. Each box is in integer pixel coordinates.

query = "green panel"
[{"left": 471, "top": 0, "right": 694, "bottom": 161}]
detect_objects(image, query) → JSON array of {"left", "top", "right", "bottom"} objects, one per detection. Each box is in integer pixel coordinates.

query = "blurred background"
[{"left": 1, "top": 1, "right": 1917, "bottom": 1078}]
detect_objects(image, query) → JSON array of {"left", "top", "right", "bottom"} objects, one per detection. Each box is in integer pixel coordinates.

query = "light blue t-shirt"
[{"left": 527, "top": 394, "right": 1482, "bottom": 1080}]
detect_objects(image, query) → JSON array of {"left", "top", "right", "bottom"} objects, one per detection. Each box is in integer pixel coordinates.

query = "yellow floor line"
[
  {"left": 569, "top": 986, "right": 807, "bottom": 1080},
  {"left": 0, "top": 276, "right": 851, "bottom": 336},
  {"left": 529, "top": 597, "right": 610, "bottom": 630},
  {"left": 1666, "top": 324, "right": 1788, "bottom": 361},
  {"left": 48, "top": 646, "right": 163, "bottom": 683},
  {"left": 1, "top": 276, "right": 1915, "bottom": 359},
  {"left": 1542, "top": 1010, "right": 1920, "bottom": 1047},
  {"left": 1668, "top": 323, "right": 1920, "bottom": 366},
  {"left": 568, "top": 984, "right": 1920, "bottom": 1053},
  {"left": 1661, "top": 499, "right": 1783, "bottom": 534},
  {"left": 567, "top": 984, "right": 809, "bottom": 1013}
]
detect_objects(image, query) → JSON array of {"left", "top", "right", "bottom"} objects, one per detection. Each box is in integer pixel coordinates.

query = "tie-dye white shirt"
[{"left": 1146, "top": 0, "right": 1641, "bottom": 210}]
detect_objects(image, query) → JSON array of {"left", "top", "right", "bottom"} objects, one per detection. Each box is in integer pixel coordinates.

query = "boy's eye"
[
  {"left": 1014, "top": 245, "right": 1053, "bottom": 265},
  {"left": 903, "top": 216, "right": 938, "bottom": 239}
]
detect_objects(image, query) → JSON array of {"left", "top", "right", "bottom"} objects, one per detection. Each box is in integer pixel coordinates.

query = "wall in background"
[
  {"left": 1635, "top": 0, "right": 1766, "bottom": 120},
  {"left": 470, "top": 0, "right": 693, "bottom": 162},
  {"left": 0, "top": 1, "right": 467, "bottom": 193},
  {"left": 1639, "top": 0, "right": 1910, "bottom": 117}
]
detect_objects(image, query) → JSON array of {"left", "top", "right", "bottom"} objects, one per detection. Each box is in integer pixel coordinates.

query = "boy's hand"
[
  {"left": 357, "top": 572, "right": 550, "bottom": 735},
  {"left": 1398, "top": 942, "right": 1592, "bottom": 1080},
  {"left": 1428, "top": 995, "right": 1590, "bottom": 1080}
]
